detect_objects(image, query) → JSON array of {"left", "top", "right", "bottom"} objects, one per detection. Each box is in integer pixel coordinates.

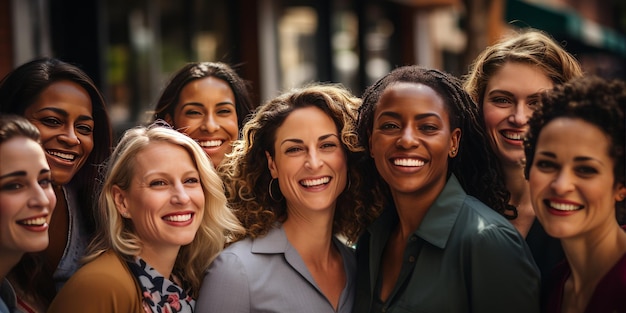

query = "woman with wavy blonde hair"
[{"left": 48, "top": 123, "right": 243, "bottom": 313}]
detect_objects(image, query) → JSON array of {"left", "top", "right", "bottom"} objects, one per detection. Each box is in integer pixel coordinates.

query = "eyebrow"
[
  {"left": 36, "top": 107, "right": 94, "bottom": 122},
  {"left": 0, "top": 168, "right": 50, "bottom": 180},
  {"left": 488, "top": 89, "right": 542, "bottom": 99},
  {"left": 538, "top": 151, "right": 604, "bottom": 164},
  {"left": 280, "top": 133, "right": 339, "bottom": 146},
  {"left": 378, "top": 111, "right": 442, "bottom": 121}
]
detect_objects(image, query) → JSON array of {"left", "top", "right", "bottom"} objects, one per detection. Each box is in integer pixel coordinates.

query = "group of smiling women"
[{"left": 0, "top": 27, "right": 624, "bottom": 313}]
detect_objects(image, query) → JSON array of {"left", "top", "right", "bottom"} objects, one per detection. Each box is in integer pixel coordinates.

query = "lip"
[
  {"left": 543, "top": 198, "right": 584, "bottom": 216},
  {"left": 46, "top": 149, "right": 81, "bottom": 167},
  {"left": 17, "top": 214, "right": 50, "bottom": 232},
  {"left": 388, "top": 154, "right": 427, "bottom": 173},
  {"left": 498, "top": 129, "right": 526, "bottom": 146},
  {"left": 299, "top": 176, "right": 332, "bottom": 191},
  {"left": 161, "top": 211, "right": 195, "bottom": 227}
]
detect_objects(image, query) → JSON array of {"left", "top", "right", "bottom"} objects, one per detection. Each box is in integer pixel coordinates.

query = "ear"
[
  {"left": 615, "top": 183, "right": 626, "bottom": 202},
  {"left": 265, "top": 151, "right": 278, "bottom": 179},
  {"left": 112, "top": 185, "right": 130, "bottom": 217},
  {"left": 449, "top": 128, "right": 461, "bottom": 158}
]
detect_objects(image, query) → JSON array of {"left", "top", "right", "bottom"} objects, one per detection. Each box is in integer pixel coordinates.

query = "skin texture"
[
  {"left": 0, "top": 137, "right": 56, "bottom": 258},
  {"left": 23, "top": 81, "right": 95, "bottom": 186},
  {"left": 529, "top": 118, "right": 626, "bottom": 239},
  {"left": 483, "top": 62, "right": 553, "bottom": 167},
  {"left": 369, "top": 82, "right": 460, "bottom": 198},
  {"left": 112, "top": 142, "right": 205, "bottom": 276},
  {"left": 167, "top": 77, "right": 238, "bottom": 167},
  {"left": 266, "top": 106, "right": 347, "bottom": 216}
]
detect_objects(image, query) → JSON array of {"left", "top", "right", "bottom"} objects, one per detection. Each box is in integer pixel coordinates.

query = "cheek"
[
  {"left": 482, "top": 106, "right": 505, "bottom": 131},
  {"left": 221, "top": 116, "right": 239, "bottom": 136}
]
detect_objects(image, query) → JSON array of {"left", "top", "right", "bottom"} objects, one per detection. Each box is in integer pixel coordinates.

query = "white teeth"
[
  {"left": 393, "top": 158, "right": 425, "bottom": 167},
  {"left": 549, "top": 201, "right": 581, "bottom": 211},
  {"left": 20, "top": 217, "right": 47, "bottom": 226},
  {"left": 48, "top": 151, "right": 75, "bottom": 160},
  {"left": 198, "top": 140, "right": 223, "bottom": 147},
  {"left": 502, "top": 132, "right": 523, "bottom": 140},
  {"left": 301, "top": 177, "right": 330, "bottom": 187},
  {"left": 163, "top": 214, "right": 192, "bottom": 222}
]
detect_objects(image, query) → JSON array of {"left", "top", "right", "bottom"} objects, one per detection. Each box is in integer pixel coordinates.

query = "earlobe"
[
  {"left": 265, "top": 151, "right": 278, "bottom": 179},
  {"left": 449, "top": 128, "right": 461, "bottom": 158},
  {"left": 616, "top": 184, "right": 626, "bottom": 202}
]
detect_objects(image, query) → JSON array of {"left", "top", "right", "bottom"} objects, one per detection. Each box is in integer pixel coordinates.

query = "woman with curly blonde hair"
[
  {"left": 48, "top": 123, "right": 243, "bottom": 313},
  {"left": 196, "top": 84, "right": 376, "bottom": 313}
]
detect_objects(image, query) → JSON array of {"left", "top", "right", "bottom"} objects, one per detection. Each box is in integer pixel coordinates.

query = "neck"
[
  {"left": 0, "top": 252, "right": 22, "bottom": 282},
  {"left": 139, "top": 244, "right": 180, "bottom": 279},
  {"left": 283, "top": 209, "right": 335, "bottom": 264},
  {"left": 562, "top": 222, "right": 626, "bottom": 294},
  {"left": 391, "top": 177, "right": 446, "bottom": 241}
]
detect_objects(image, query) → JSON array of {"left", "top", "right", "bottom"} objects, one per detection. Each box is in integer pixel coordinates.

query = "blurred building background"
[{"left": 1, "top": 0, "right": 625, "bottom": 135}]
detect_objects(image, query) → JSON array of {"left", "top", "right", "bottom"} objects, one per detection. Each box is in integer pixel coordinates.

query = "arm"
[
  {"left": 469, "top": 225, "right": 541, "bottom": 313},
  {"left": 195, "top": 252, "right": 250, "bottom": 313}
]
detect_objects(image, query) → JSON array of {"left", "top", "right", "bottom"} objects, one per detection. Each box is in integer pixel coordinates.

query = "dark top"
[
  {"left": 352, "top": 175, "right": 541, "bottom": 313},
  {"left": 526, "top": 218, "right": 565, "bottom": 287}
]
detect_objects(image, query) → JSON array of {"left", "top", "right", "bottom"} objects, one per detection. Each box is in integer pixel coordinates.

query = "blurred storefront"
[{"left": 1, "top": 0, "right": 624, "bottom": 132}]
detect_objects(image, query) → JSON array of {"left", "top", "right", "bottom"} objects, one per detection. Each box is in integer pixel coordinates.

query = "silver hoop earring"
[{"left": 269, "top": 178, "right": 284, "bottom": 202}]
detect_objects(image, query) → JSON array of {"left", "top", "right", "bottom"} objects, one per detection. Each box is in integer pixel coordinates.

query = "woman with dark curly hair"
[
  {"left": 353, "top": 65, "right": 540, "bottom": 312},
  {"left": 463, "top": 29, "right": 583, "bottom": 283},
  {"left": 152, "top": 62, "right": 255, "bottom": 167},
  {"left": 525, "top": 76, "right": 626, "bottom": 313},
  {"left": 195, "top": 84, "right": 375, "bottom": 313}
]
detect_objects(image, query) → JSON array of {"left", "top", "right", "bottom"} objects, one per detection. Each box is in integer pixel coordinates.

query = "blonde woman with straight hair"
[{"left": 48, "top": 123, "right": 244, "bottom": 313}]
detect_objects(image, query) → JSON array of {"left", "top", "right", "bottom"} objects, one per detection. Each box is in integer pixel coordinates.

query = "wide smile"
[
  {"left": 499, "top": 130, "right": 526, "bottom": 145},
  {"left": 197, "top": 139, "right": 224, "bottom": 148},
  {"left": 544, "top": 199, "right": 584, "bottom": 212},
  {"left": 162, "top": 212, "right": 195, "bottom": 226},
  {"left": 17, "top": 215, "right": 50, "bottom": 232},
  {"left": 47, "top": 150, "right": 78, "bottom": 162},
  {"left": 300, "top": 176, "right": 331, "bottom": 188},
  {"left": 392, "top": 158, "right": 425, "bottom": 167}
]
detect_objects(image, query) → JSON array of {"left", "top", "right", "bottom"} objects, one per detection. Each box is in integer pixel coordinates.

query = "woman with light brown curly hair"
[{"left": 196, "top": 84, "right": 375, "bottom": 313}]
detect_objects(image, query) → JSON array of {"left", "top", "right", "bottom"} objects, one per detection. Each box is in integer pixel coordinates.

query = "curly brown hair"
[
  {"left": 219, "top": 84, "right": 377, "bottom": 244},
  {"left": 524, "top": 75, "right": 626, "bottom": 222}
]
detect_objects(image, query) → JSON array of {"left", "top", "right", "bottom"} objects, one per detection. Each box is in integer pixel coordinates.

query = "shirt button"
[{"left": 409, "top": 256, "right": 416, "bottom": 262}]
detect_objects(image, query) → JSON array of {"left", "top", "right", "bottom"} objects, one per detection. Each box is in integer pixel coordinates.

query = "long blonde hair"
[{"left": 85, "top": 123, "right": 244, "bottom": 297}]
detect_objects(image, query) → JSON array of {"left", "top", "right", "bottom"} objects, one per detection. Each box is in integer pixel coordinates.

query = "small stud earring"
[{"left": 121, "top": 212, "right": 130, "bottom": 218}]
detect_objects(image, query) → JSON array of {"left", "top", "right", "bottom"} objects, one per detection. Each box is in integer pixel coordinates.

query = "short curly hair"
[
  {"left": 525, "top": 75, "right": 626, "bottom": 220},
  {"left": 219, "top": 83, "right": 376, "bottom": 244}
]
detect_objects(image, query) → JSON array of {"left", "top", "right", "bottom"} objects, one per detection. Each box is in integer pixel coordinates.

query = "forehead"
[
  {"left": 376, "top": 82, "right": 447, "bottom": 113},
  {"left": 0, "top": 137, "right": 47, "bottom": 173},
  {"left": 275, "top": 106, "right": 338, "bottom": 138},
  {"left": 28, "top": 81, "right": 93, "bottom": 114}
]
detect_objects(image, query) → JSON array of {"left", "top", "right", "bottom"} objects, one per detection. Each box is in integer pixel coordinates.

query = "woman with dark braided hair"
[
  {"left": 525, "top": 76, "right": 626, "bottom": 313},
  {"left": 352, "top": 65, "right": 540, "bottom": 312}
]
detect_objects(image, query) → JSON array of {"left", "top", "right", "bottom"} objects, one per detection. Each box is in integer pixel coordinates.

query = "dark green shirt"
[{"left": 353, "top": 175, "right": 540, "bottom": 313}]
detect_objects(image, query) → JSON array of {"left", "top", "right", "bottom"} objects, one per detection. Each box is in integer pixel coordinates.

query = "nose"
[
  {"left": 508, "top": 103, "right": 532, "bottom": 127},
  {"left": 171, "top": 183, "right": 191, "bottom": 205},
  {"left": 201, "top": 114, "right": 220, "bottom": 133},
  {"left": 28, "top": 184, "right": 54, "bottom": 209},
  {"left": 396, "top": 126, "right": 419, "bottom": 150},
  {"left": 550, "top": 170, "right": 575, "bottom": 195},
  {"left": 304, "top": 150, "right": 324, "bottom": 170},
  {"left": 58, "top": 125, "right": 81, "bottom": 146}
]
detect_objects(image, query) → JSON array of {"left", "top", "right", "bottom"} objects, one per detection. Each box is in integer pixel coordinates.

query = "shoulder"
[{"left": 49, "top": 251, "right": 142, "bottom": 312}]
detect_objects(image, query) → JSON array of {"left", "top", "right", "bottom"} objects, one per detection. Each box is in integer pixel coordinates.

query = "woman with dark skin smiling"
[
  {"left": 0, "top": 57, "right": 112, "bottom": 312},
  {"left": 152, "top": 62, "right": 255, "bottom": 167},
  {"left": 353, "top": 65, "right": 540, "bottom": 312},
  {"left": 525, "top": 76, "right": 626, "bottom": 313}
]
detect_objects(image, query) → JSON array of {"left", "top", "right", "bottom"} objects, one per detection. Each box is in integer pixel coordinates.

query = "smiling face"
[
  {"left": 369, "top": 82, "right": 460, "bottom": 197},
  {"left": 168, "top": 77, "right": 239, "bottom": 167},
  {"left": 529, "top": 118, "right": 626, "bottom": 240},
  {"left": 0, "top": 137, "right": 56, "bottom": 258},
  {"left": 112, "top": 142, "right": 205, "bottom": 253},
  {"left": 23, "top": 80, "right": 95, "bottom": 185},
  {"left": 483, "top": 62, "right": 553, "bottom": 167},
  {"left": 267, "top": 106, "right": 347, "bottom": 215}
]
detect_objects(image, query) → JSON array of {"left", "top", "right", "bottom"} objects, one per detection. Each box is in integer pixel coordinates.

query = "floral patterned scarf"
[{"left": 127, "top": 257, "right": 195, "bottom": 313}]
